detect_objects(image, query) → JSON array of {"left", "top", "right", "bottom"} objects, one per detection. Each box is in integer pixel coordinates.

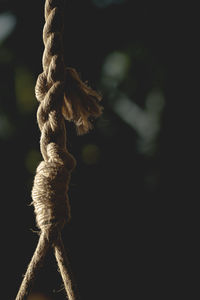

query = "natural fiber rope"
[{"left": 16, "top": 0, "right": 102, "bottom": 299}]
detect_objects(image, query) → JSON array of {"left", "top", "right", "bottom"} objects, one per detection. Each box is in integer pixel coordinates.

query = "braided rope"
[{"left": 16, "top": 0, "right": 102, "bottom": 299}]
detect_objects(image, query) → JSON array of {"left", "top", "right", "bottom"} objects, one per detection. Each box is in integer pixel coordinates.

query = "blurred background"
[{"left": 0, "top": 0, "right": 197, "bottom": 299}]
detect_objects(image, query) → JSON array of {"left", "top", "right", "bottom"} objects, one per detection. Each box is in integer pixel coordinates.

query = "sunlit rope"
[{"left": 16, "top": 0, "right": 102, "bottom": 299}]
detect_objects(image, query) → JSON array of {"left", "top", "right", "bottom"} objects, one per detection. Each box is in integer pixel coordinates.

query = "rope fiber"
[{"left": 16, "top": 0, "right": 102, "bottom": 299}]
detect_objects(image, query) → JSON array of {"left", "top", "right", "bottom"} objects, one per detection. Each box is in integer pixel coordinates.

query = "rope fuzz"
[
  {"left": 63, "top": 67, "right": 102, "bottom": 135},
  {"left": 16, "top": 0, "right": 102, "bottom": 299}
]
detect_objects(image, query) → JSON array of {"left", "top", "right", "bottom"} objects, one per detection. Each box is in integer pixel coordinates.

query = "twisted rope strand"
[
  {"left": 54, "top": 233, "right": 77, "bottom": 300},
  {"left": 16, "top": 233, "right": 51, "bottom": 300},
  {"left": 16, "top": 0, "right": 102, "bottom": 298}
]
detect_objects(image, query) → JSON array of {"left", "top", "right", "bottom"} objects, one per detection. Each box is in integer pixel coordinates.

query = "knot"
[
  {"left": 35, "top": 67, "right": 103, "bottom": 136},
  {"left": 32, "top": 150, "right": 73, "bottom": 231}
]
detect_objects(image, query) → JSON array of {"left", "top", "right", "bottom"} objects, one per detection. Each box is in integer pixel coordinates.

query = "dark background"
[{"left": 0, "top": 0, "right": 197, "bottom": 299}]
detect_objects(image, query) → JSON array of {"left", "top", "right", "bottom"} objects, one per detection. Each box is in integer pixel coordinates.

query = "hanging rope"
[{"left": 16, "top": 0, "right": 102, "bottom": 299}]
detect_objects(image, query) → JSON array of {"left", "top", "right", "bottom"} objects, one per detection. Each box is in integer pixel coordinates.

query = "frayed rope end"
[{"left": 62, "top": 67, "right": 103, "bottom": 135}]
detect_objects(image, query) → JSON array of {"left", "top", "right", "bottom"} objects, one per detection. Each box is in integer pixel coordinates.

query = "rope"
[{"left": 16, "top": 0, "right": 102, "bottom": 299}]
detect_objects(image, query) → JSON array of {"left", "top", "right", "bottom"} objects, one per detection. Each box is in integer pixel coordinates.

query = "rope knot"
[
  {"left": 32, "top": 157, "right": 71, "bottom": 232},
  {"left": 35, "top": 68, "right": 103, "bottom": 136}
]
